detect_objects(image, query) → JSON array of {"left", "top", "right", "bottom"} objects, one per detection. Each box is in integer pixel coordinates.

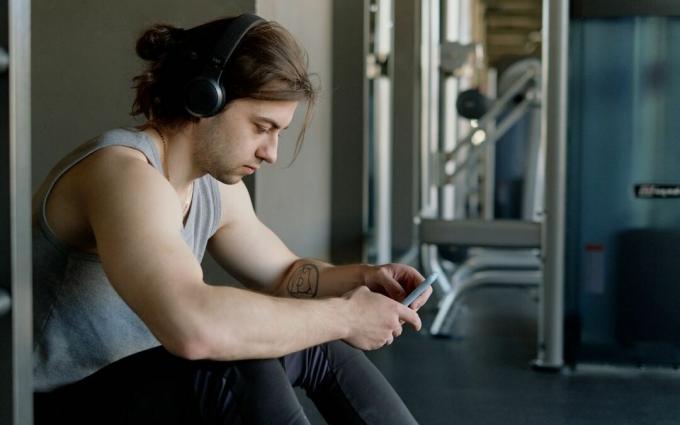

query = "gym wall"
[{"left": 255, "top": 0, "right": 333, "bottom": 261}]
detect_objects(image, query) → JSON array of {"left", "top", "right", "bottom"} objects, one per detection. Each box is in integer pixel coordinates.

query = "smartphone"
[{"left": 401, "top": 273, "right": 438, "bottom": 306}]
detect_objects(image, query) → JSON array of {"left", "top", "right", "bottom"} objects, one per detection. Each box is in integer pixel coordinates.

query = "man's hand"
[
  {"left": 341, "top": 286, "right": 422, "bottom": 350},
  {"left": 363, "top": 263, "right": 434, "bottom": 311}
]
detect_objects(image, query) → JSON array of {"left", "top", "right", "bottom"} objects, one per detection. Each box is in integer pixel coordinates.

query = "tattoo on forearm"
[{"left": 287, "top": 264, "right": 319, "bottom": 298}]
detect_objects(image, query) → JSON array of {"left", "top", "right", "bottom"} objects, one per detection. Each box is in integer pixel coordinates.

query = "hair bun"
[{"left": 136, "top": 24, "right": 184, "bottom": 61}]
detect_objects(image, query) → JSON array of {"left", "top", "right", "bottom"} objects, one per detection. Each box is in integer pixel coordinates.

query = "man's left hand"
[{"left": 364, "top": 264, "right": 433, "bottom": 311}]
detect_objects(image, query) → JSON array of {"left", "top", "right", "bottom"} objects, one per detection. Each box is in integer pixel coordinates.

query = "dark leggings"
[{"left": 34, "top": 341, "right": 419, "bottom": 425}]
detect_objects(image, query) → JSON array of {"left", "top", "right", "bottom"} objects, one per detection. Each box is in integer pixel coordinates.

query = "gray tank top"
[{"left": 32, "top": 127, "right": 222, "bottom": 391}]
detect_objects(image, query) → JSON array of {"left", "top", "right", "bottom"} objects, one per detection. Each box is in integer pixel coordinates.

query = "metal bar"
[
  {"left": 420, "top": 0, "right": 440, "bottom": 218},
  {"left": 9, "top": 0, "right": 33, "bottom": 422},
  {"left": 374, "top": 75, "right": 392, "bottom": 263},
  {"left": 440, "top": 0, "right": 461, "bottom": 220},
  {"left": 483, "top": 69, "right": 497, "bottom": 220},
  {"left": 372, "top": 0, "right": 393, "bottom": 264},
  {"left": 443, "top": 96, "right": 531, "bottom": 185},
  {"left": 430, "top": 269, "right": 542, "bottom": 335},
  {"left": 419, "top": 0, "right": 432, "bottom": 217},
  {"left": 452, "top": 250, "right": 542, "bottom": 275},
  {"left": 375, "top": 0, "right": 392, "bottom": 60},
  {"left": 419, "top": 218, "right": 542, "bottom": 248},
  {"left": 420, "top": 244, "right": 452, "bottom": 293},
  {"left": 444, "top": 66, "right": 537, "bottom": 162},
  {"left": 522, "top": 105, "right": 544, "bottom": 220},
  {"left": 484, "top": 96, "right": 531, "bottom": 147},
  {"left": 534, "top": 0, "right": 568, "bottom": 370}
]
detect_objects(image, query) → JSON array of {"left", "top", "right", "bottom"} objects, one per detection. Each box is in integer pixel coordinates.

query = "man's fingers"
[
  {"left": 411, "top": 286, "right": 434, "bottom": 310},
  {"left": 383, "top": 278, "right": 407, "bottom": 301},
  {"left": 397, "top": 304, "right": 422, "bottom": 331}
]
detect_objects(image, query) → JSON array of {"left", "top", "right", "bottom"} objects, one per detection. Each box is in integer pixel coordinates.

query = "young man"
[{"left": 32, "top": 14, "right": 432, "bottom": 424}]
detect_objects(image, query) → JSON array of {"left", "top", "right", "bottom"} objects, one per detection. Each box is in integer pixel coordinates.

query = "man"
[{"left": 32, "top": 14, "right": 432, "bottom": 424}]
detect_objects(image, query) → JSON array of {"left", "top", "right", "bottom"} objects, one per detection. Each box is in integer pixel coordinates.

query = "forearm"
[
  {"left": 272, "top": 258, "right": 367, "bottom": 299},
  {"left": 187, "top": 283, "right": 350, "bottom": 361}
]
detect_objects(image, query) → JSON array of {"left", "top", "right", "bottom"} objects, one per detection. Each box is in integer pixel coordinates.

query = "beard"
[{"left": 193, "top": 125, "right": 245, "bottom": 185}]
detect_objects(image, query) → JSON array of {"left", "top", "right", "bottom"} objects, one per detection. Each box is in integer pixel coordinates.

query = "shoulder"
[
  {"left": 74, "top": 145, "right": 181, "bottom": 224},
  {"left": 75, "top": 127, "right": 159, "bottom": 177},
  {"left": 74, "top": 145, "right": 159, "bottom": 190}
]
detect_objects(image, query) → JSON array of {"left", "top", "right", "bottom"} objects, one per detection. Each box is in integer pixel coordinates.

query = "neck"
[{"left": 147, "top": 123, "right": 202, "bottom": 191}]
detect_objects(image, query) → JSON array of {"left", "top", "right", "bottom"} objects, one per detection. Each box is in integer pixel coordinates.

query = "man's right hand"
[{"left": 341, "top": 286, "right": 422, "bottom": 351}]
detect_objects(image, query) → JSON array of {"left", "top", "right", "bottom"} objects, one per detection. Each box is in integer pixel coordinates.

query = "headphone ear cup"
[{"left": 184, "top": 77, "right": 225, "bottom": 117}]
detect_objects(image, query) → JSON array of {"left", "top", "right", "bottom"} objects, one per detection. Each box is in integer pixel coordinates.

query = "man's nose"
[{"left": 256, "top": 133, "right": 278, "bottom": 164}]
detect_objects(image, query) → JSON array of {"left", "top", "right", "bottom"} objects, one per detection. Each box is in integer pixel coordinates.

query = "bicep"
[
  {"left": 83, "top": 153, "right": 204, "bottom": 348},
  {"left": 207, "top": 182, "right": 298, "bottom": 292}
]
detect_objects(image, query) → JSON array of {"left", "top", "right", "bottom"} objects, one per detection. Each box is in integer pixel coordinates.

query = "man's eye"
[{"left": 256, "top": 125, "right": 270, "bottom": 134}]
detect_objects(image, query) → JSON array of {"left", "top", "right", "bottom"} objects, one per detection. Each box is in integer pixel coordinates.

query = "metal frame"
[
  {"left": 370, "top": 0, "right": 394, "bottom": 264},
  {"left": 420, "top": 0, "right": 440, "bottom": 220},
  {"left": 2, "top": 0, "right": 33, "bottom": 423},
  {"left": 435, "top": 67, "right": 538, "bottom": 174},
  {"left": 431, "top": 269, "right": 542, "bottom": 335},
  {"left": 419, "top": 46, "right": 545, "bottom": 338},
  {"left": 421, "top": 217, "right": 543, "bottom": 336},
  {"left": 418, "top": 0, "right": 442, "bottom": 292},
  {"left": 439, "top": 0, "right": 460, "bottom": 221},
  {"left": 533, "top": 0, "right": 568, "bottom": 371}
]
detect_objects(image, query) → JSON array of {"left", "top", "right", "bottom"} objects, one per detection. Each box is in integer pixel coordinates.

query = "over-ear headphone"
[{"left": 184, "top": 13, "right": 265, "bottom": 118}]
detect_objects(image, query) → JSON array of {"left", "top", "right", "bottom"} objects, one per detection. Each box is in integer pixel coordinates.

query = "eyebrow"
[{"left": 253, "top": 116, "right": 288, "bottom": 130}]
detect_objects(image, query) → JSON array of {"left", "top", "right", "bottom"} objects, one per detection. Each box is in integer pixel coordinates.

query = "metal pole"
[
  {"left": 375, "top": 76, "right": 392, "bottom": 263},
  {"left": 534, "top": 0, "right": 568, "bottom": 370},
  {"left": 423, "top": 0, "right": 440, "bottom": 218},
  {"left": 373, "top": 0, "right": 393, "bottom": 264},
  {"left": 440, "top": 0, "right": 460, "bottom": 220},
  {"left": 418, "top": 0, "right": 440, "bottom": 282},
  {"left": 419, "top": 0, "right": 431, "bottom": 218},
  {"left": 6, "top": 0, "right": 33, "bottom": 422},
  {"left": 483, "top": 68, "right": 497, "bottom": 220}
]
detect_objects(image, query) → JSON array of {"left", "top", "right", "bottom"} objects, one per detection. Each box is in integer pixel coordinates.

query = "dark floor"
[{"left": 296, "top": 289, "right": 680, "bottom": 425}]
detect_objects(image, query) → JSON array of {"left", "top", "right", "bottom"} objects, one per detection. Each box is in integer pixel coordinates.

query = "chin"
[{"left": 217, "top": 174, "right": 243, "bottom": 185}]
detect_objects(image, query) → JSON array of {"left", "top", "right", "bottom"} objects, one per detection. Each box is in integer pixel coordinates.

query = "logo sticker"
[{"left": 634, "top": 184, "right": 680, "bottom": 199}]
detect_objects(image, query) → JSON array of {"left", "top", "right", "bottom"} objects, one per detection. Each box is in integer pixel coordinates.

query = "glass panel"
[{"left": 567, "top": 16, "right": 680, "bottom": 366}]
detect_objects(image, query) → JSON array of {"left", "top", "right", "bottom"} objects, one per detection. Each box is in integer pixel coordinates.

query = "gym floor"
[{"left": 298, "top": 289, "right": 680, "bottom": 424}]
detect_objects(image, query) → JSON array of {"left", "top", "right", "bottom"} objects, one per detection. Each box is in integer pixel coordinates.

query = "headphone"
[{"left": 184, "top": 13, "right": 265, "bottom": 118}]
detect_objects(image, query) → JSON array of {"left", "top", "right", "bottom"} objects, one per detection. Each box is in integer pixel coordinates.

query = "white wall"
[{"left": 255, "top": 0, "right": 333, "bottom": 260}]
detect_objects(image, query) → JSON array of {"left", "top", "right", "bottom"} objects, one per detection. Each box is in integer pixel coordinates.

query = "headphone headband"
[
  {"left": 184, "top": 13, "right": 265, "bottom": 118},
  {"left": 202, "top": 14, "right": 264, "bottom": 82}
]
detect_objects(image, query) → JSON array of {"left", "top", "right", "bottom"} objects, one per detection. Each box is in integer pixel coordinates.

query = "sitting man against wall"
[{"left": 32, "top": 13, "right": 432, "bottom": 425}]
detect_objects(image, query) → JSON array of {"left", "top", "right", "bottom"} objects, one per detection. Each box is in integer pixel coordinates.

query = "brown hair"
[{"left": 131, "top": 17, "right": 317, "bottom": 157}]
